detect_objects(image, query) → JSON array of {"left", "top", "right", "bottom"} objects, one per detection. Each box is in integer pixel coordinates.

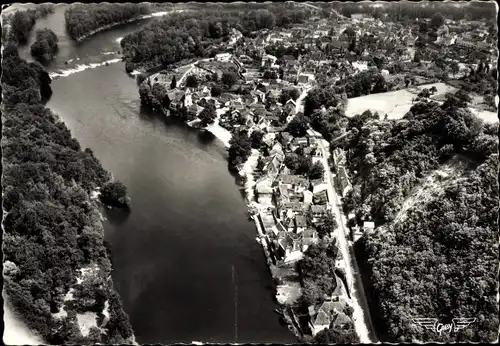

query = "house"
[
  {"left": 231, "top": 100, "right": 244, "bottom": 111},
  {"left": 276, "top": 201, "right": 305, "bottom": 221},
  {"left": 363, "top": 221, "right": 375, "bottom": 233},
  {"left": 283, "top": 99, "right": 296, "bottom": 115},
  {"left": 313, "top": 190, "right": 329, "bottom": 205},
  {"left": 291, "top": 137, "right": 308, "bottom": 148},
  {"left": 308, "top": 296, "right": 350, "bottom": 336},
  {"left": 327, "top": 273, "right": 349, "bottom": 301},
  {"left": 297, "top": 74, "right": 311, "bottom": 85},
  {"left": 267, "top": 88, "right": 281, "bottom": 102},
  {"left": 187, "top": 104, "right": 202, "bottom": 120},
  {"left": 264, "top": 154, "right": 283, "bottom": 179},
  {"left": 275, "top": 231, "right": 304, "bottom": 264},
  {"left": 295, "top": 215, "right": 308, "bottom": 233},
  {"left": 303, "top": 190, "right": 314, "bottom": 205},
  {"left": 276, "top": 174, "right": 309, "bottom": 193},
  {"left": 251, "top": 104, "right": 267, "bottom": 118},
  {"left": 239, "top": 55, "right": 253, "bottom": 64},
  {"left": 262, "top": 54, "right": 278, "bottom": 68},
  {"left": 167, "top": 90, "right": 185, "bottom": 109},
  {"left": 302, "top": 228, "right": 319, "bottom": 251},
  {"left": 215, "top": 52, "right": 232, "bottom": 62},
  {"left": 337, "top": 166, "right": 352, "bottom": 197},
  {"left": 255, "top": 176, "right": 274, "bottom": 204},
  {"left": 279, "top": 132, "right": 294, "bottom": 147},
  {"left": 277, "top": 184, "right": 291, "bottom": 203},
  {"left": 259, "top": 211, "right": 280, "bottom": 237},
  {"left": 310, "top": 205, "right": 329, "bottom": 220},
  {"left": 269, "top": 142, "right": 285, "bottom": 158},
  {"left": 332, "top": 148, "right": 346, "bottom": 168},
  {"left": 262, "top": 134, "right": 276, "bottom": 148},
  {"left": 200, "top": 85, "right": 211, "bottom": 97}
]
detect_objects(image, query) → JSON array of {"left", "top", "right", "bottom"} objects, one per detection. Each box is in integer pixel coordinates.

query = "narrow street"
[
  {"left": 295, "top": 85, "right": 312, "bottom": 114},
  {"left": 316, "top": 139, "right": 378, "bottom": 343}
]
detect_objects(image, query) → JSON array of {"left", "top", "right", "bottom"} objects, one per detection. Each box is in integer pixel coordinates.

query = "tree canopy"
[
  {"left": 340, "top": 94, "right": 498, "bottom": 342},
  {"left": 30, "top": 28, "right": 59, "bottom": 61},
  {"left": 64, "top": 3, "right": 151, "bottom": 40},
  {"left": 1, "top": 40, "right": 133, "bottom": 345}
]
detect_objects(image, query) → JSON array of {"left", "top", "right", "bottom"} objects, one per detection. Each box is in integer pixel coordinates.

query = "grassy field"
[{"left": 346, "top": 82, "right": 498, "bottom": 123}]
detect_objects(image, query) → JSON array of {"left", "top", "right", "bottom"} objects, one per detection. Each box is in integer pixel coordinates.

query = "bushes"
[
  {"left": 228, "top": 130, "right": 252, "bottom": 169},
  {"left": 100, "top": 181, "right": 130, "bottom": 208},
  {"left": 30, "top": 28, "right": 59, "bottom": 61}
]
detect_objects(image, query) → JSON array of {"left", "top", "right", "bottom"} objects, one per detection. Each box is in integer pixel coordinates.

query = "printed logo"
[{"left": 412, "top": 318, "right": 476, "bottom": 335}]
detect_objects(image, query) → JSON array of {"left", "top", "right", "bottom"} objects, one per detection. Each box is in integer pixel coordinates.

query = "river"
[{"left": 12, "top": 4, "right": 296, "bottom": 344}]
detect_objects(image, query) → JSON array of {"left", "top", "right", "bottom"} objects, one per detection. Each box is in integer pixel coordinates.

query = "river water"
[{"left": 13, "top": 4, "right": 296, "bottom": 344}]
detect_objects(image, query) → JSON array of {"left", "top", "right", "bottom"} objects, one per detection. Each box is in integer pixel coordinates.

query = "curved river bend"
[{"left": 17, "top": 4, "right": 296, "bottom": 344}]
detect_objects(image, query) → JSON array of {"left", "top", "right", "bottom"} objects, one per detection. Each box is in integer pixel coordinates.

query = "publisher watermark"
[{"left": 412, "top": 318, "right": 477, "bottom": 335}]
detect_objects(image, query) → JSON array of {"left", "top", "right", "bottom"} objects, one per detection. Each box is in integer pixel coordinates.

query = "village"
[{"left": 139, "top": 6, "right": 497, "bottom": 341}]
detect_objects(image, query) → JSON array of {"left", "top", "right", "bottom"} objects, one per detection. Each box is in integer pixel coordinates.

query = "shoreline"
[{"left": 73, "top": 10, "right": 186, "bottom": 43}]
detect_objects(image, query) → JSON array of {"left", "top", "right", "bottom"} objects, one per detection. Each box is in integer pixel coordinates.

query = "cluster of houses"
[
  {"left": 250, "top": 129, "right": 356, "bottom": 336},
  {"left": 253, "top": 132, "right": 333, "bottom": 265}
]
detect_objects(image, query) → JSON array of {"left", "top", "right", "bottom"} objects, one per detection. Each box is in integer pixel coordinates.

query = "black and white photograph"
[{"left": 1, "top": 1, "right": 498, "bottom": 345}]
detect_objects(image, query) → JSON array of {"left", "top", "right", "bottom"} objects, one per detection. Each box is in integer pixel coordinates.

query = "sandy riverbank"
[{"left": 3, "top": 297, "right": 45, "bottom": 345}]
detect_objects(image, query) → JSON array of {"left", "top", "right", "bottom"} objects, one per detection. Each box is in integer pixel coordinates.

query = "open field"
[{"left": 346, "top": 82, "right": 498, "bottom": 123}]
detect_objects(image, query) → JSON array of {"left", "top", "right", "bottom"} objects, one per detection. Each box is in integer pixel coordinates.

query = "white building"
[{"left": 215, "top": 53, "right": 232, "bottom": 62}]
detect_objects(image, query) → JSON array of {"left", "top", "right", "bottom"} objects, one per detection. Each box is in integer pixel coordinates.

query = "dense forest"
[
  {"left": 2, "top": 4, "right": 54, "bottom": 44},
  {"left": 2, "top": 45, "right": 134, "bottom": 344},
  {"left": 30, "top": 28, "right": 59, "bottom": 61},
  {"left": 120, "top": 4, "right": 309, "bottom": 72},
  {"left": 64, "top": 3, "right": 151, "bottom": 41},
  {"left": 337, "top": 94, "right": 498, "bottom": 342}
]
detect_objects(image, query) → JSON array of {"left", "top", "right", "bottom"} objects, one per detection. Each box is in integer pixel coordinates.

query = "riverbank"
[
  {"left": 2, "top": 47, "right": 136, "bottom": 344},
  {"left": 73, "top": 10, "right": 186, "bottom": 43},
  {"left": 3, "top": 299, "right": 45, "bottom": 345}
]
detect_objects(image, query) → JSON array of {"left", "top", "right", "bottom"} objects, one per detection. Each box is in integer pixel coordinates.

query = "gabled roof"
[
  {"left": 320, "top": 300, "right": 346, "bottom": 316},
  {"left": 331, "top": 273, "right": 347, "bottom": 298},
  {"left": 333, "top": 312, "right": 351, "bottom": 325},
  {"left": 314, "top": 310, "right": 331, "bottom": 327}
]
